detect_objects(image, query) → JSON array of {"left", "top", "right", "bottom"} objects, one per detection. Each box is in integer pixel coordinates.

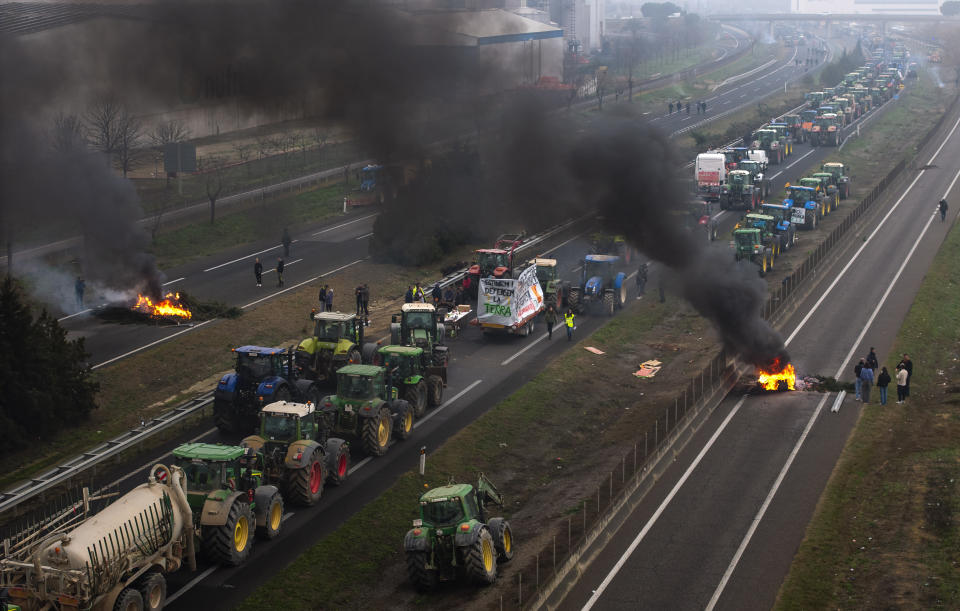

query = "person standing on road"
[
  {"left": 877, "top": 366, "right": 891, "bottom": 405},
  {"left": 897, "top": 354, "right": 913, "bottom": 397},
  {"left": 544, "top": 304, "right": 558, "bottom": 340},
  {"left": 669, "top": 102, "right": 674, "bottom": 115},
  {"left": 318, "top": 285, "right": 327, "bottom": 311},
  {"left": 75, "top": 275, "right": 85, "bottom": 308},
  {"left": 854, "top": 358, "right": 864, "bottom": 400},
  {"left": 431, "top": 283, "right": 442, "bottom": 305},
  {"left": 325, "top": 285, "right": 334, "bottom": 311},
  {"left": 276, "top": 258, "right": 285, "bottom": 288},
  {"left": 254, "top": 258, "right": 263, "bottom": 287},
  {"left": 702, "top": 100, "right": 707, "bottom": 114},
  {"left": 361, "top": 284, "right": 370, "bottom": 325},
  {"left": 866, "top": 347, "right": 879, "bottom": 376},
  {"left": 685, "top": 102, "right": 690, "bottom": 115},
  {"left": 404, "top": 285, "right": 414, "bottom": 304},
  {"left": 896, "top": 364, "right": 909, "bottom": 403},
  {"left": 282, "top": 227, "right": 292, "bottom": 257},
  {"left": 939, "top": 199, "right": 948, "bottom": 222},
  {"left": 636, "top": 263, "right": 647, "bottom": 298},
  {"left": 859, "top": 362, "right": 874, "bottom": 403},
  {"left": 564, "top": 308, "right": 575, "bottom": 341},
  {"left": 355, "top": 285, "right": 364, "bottom": 315}
]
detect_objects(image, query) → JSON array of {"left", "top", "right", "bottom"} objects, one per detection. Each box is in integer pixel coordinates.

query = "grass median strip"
[{"left": 775, "top": 193, "right": 960, "bottom": 610}]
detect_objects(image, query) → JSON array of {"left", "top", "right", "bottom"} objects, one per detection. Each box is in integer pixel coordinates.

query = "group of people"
[
  {"left": 543, "top": 304, "right": 576, "bottom": 341},
  {"left": 667, "top": 100, "right": 707, "bottom": 116},
  {"left": 253, "top": 257, "right": 286, "bottom": 288},
  {"left": 854, "top": 348, "right": 912, "bottom": 405},
  {"left": 353, "top": 284, "right": 370, "bottom": 325}
]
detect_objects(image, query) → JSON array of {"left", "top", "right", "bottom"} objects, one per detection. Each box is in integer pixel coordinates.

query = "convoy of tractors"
[{"left": 0, "top": 33, "right": 920, "bottom": 611}]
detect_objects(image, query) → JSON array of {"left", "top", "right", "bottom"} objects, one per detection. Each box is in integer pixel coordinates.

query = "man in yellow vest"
[{"left": 564, "top": 308, "right": 575, "bottom": 341}]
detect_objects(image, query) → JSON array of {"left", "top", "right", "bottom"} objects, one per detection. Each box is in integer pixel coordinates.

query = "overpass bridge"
[{"left": 707, "top": 13, "right": 960, "bottom": 36}]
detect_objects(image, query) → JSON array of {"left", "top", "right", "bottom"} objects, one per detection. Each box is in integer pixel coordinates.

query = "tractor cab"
[
  {"left": 743, "top": 212, "right": 775, "bottom": 232},
  {"left": 582, "top": 255, "right": 620, "bottom": 297},
  {"left": 416, "top": 473, "right": 504, "bottom": 530},
  {"left": 761, "top": 203, "right": 793, "bottom": 227},
  {"left": 798, "top": 176, "right": 826, "bottom": 194},
  {"left": 308, "top": 311, "right": 364, "bottom": 346},
  {"left": 231, "top": 346, "right": 289, "bottom": 387},
  {"left": 295, "top": 311, "right": 365, "bottom": 383},
  {"left": 378, "top": 345, "right": 423, "bottom": 385},
  {"left": 470, "top": 249, "right": 511, "bottom": 279},
  {"left": 173, "top": 443, "right": 252, "bottom": 508},
  {"left": 726, "top": 169, "right": 752, "bottom": 190},
  {"left": 332, "top": 365, "right": 388, "bottom": 403},
  {"left": 530, "top": 258, "right": 559, "bottom": 290},
  {"left": 733, "top": 228, "right": 764, "bottom": 257},
  {"left": 258, "top": 401, "right": 318, "bottom": 443},
  {"left": 784, "top": 185, "right": 817, "bottom": 207}
]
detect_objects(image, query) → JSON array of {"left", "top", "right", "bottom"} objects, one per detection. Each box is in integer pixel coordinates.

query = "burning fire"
[
  {"left": 756, "top": 359, "right": 796, "bottom": 391},
  {"left": 132, "top": 292, "right": 192, "bottom": 320}
]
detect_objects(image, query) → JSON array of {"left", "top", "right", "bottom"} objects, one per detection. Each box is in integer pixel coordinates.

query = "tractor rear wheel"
[
  {"left": 274, "top": 386, "right": 292, "bottom": 403},
  {"left": 427, "top": 375, "right": 444, "bottom": 407},
  {"left": 463, "top": 528, "right": 497, "bottom": 585},
  {"left": 202, "top": 501, "right": 255, "bottom": 566},
  {"left": 287, "top": 449, "right": 324, "bottom": 506},
  {"left": 255, "top": 490, "right": 284, "bottom": 539},
  {"left": 567, "top": 288, "right": 581, "bottom": 312},
  {"left": 347, "top": 348, "right": 362, "bottom": 366},
  {"left": 603, "top": 291, "right": 615, "bottom": 317},
  {"left": 406, "top": 551, "right": 439, "bottom": 592},
  {"left": 405, "top": 380, "right": 427, "bottom": 418},
  {"left": 325, "top": 438, "right": 350, "bottom": 485},
  {"left": 113, "top": 587, "right": 144, "bottom": 611},
  {"left": 362, "top": 407, "right": 392, "bottom": 456},
  {"left": 135, "top": 573, "right": 166, "bottom": 611},
  {"left": 488, "top": 518, "right": 515, "bottom": 562},
  {"left": 213, "top": 399, "right": 237, "bottom": 435},
  {"left": 393, "top": 400, "right": 414, "bottom": 441}
]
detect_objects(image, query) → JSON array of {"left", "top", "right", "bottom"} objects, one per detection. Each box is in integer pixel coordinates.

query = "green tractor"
[
  {"left": 759, "top": 203, "right": 798, "bottom": 251},
  {"left": 732, "top": 227, "right": 773, "bottom": 275},
  {"left": 811, "top": 113, "right": 839, "bottom": 147},
  {"left": 752, "top": 129, "right": 785, "bottom": 165},
  {"left": 798, "top": 177, "right": 833, "bottom": 215},
  {"left": 529, "top": 257, "right": 569, "bottom": 309},
  {"left": 241, "top": 401, "right": 351, "bottom": 506},
  {"left": 719, "top": 169, "right": 759, "bottom": 211},
  {"left": 810, "top": 173, "right": 841, "bottom": 211},
  {"left": 390, "top": 303, "right": 450, "bottom": 370},
  {"left": 377, "top": 344, "right": 446, "bottom": 418},
  {"left": 319, "top": 364, "right": 414, "bottom": 457},
  {"left": 821, "top": 162, "right": 851, "bottom": 199},
  {"left": 740, "top": 213, "right": 783, "bottom": 257},
  {"left": 296, "top": 311, "right": 373, "bottom": 384},
  {"left": 404, "top": 473, "right": 514, "bottom": 590},
  {"left": 171, "top": 443, "right": 285, "bottom": 566}
]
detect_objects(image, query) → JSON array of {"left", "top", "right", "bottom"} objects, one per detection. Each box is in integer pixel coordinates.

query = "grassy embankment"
[{"left": 775, "top": 196, "right": 960, "bottom": 610}]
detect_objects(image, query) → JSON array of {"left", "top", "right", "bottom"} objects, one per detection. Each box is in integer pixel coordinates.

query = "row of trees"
[{"left": 0, "top": 278, "right": 99, "bottom": 452}]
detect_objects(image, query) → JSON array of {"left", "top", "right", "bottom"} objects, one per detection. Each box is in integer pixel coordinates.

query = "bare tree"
[
  {"left": 313, "top": 127, "right": 331, "bottom": 168},
  {"left": 233, "top": 142, "right": 253, "bottom": 175},
  {"left": 595, "top": 67, "right": 609, "bottom": 111},
  {"left": 255, "top": 136, "right": 272, "bottom": 160},
  {"left": 201, "top": 155, "right": 226, "bottom": 224},
  {"left": 85, "top": 100, "right": 143, "bottom": 177},
  {"left": 51, "top": 112, "right": 86, "bottom": 153},
  {"left": 149, "top": 119, "right": 190, "bottom": 148}
]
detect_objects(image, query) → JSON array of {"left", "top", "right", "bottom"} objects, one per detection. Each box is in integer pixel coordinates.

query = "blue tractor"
[
  {"left": 566, "top": 254, "right": 628, "bottom": 316},
  {"left": 214, "top": 346, "right": 324, "bottom": 435}
]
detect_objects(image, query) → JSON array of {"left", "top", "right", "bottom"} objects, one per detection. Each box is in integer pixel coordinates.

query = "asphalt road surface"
[{"left": 559, "top": 82, "right": 960, "bottom": 611}]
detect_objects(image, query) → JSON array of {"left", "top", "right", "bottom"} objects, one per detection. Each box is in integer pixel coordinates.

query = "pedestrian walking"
[
  {"left": 325, "top": 285, "right": 334, "bottom": 311},
  {"left": 939, "top": 198, "right": 948, "bottom": 222},
  {"left": 564, "top": 308, "right": 575, "bottom": 341},
  {"left": 702, "top": 100, "right": 707, "bottom": 113},
  {"left": 896, "top": 365, "right": 909, "bottom": 403},
  {"left": 545, "top": 304, "right": 558, "bottom": 340},
  {"left": 669, "top": 102, "right": 674, "bottom": 115},
  {"left": 254, "top": 258, "right": 263, "bottom": 287},
  {"left": 636, "top": 263, "right": 647, "bottom": 298},
  {"left": 276, "top": 258, "right": 285, "bottom": 288},
  {"left": 859, "top": 362, "right": 874, "bottom": 403},
  {"left": 854, "top": 358, "right": 864, "bottom": 400},
  {"left": 866, "top": 347, "right": 879, "bottom": 375},
  {"left": 318, "top": 285, "right": 327, "bottom": 311},
  {"left": 282, "top": 227, "right": 292, "bottom": 257},
  {"left": 897, "top": 353, "right": 913, "bottom": 397},
  {"left": 685, "top": 102, "right": 690, "bottom": 115},
  {"left": 360, "top": 284, "right": 370, "bottom": 325},
  {"left": 74, "top": 275, "right": 85, "bottom": 308},
  {"left": 404, "top": 285, "right": 414, "bottom": 304},
  {"left": 877, "top": 366, "right": 891, "bottom": 405},
  {"left": 355, "top": 285, "right": 364, "bottom": 315}
]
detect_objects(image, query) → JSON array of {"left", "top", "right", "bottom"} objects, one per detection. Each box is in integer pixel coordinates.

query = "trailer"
[{"left": 472, "top": 264, "right": 545, "bottom": 336}]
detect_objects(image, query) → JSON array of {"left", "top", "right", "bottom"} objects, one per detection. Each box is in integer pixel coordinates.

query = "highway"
[{"left": 558, "top": 80, "right": 960, "bottom": 611}]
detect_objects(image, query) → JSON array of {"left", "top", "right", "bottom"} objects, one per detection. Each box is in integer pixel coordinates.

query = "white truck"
[
  {"left": 695, "top": 153, "right": 726, "bottom": 201},
  {"left": 472, "top": 264, "right": 545, "bottom": 336}
]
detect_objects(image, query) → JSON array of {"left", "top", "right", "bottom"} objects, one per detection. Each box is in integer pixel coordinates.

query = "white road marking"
[
  {"left": 783, "top": 149, "right": 815, "bottom": 169},
  {"left": 241, "top": 258, "right": 365, "bottom": 309},
  {"left": 355, "top": 232, "right": 374, "bottom": 240},
  {"left": 202, "top": 240, "right": 298, "bottom": 273},
  {"left": 312, "top": 213, "right": 378, "bottom": 236},
  {"left": 414, "top": 379, "right": 483, "bottom": 428},
  {"left": 704, "top": 393, "right": 831, "bottom": 611},
  {"left": 785, "top": 113, "right": 960, "bottom": 347},
  {"left": 166, "top": 566, "right": 218, "bottom": 605},
  {"left": 769, "top": 171, "right": 782, "bottom": 180},
  {"left": 58, "top": 308, "right": 92, "bottom": 322},
  {"left": 281, "top": 512, "right": 295, "bottom": 523},
  {"left": 93, "top": 320, "right": 217, "bottom": 369},
  {"left": 583, "top": 395, "right": 749, "bottom": 610},
  {"left": 501, "top": 332, "right": 549, "bottom": 366},
  {"left": 163, "top": 277, "right": 185, "bottom": 286},
  {"left": 262, "top": 258, "right": 303, "bottom": 275}
]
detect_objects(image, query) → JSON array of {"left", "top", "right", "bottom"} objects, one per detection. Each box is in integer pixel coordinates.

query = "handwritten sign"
[{"left": 477, "top": 265, "right": 545, "bottom": 327}]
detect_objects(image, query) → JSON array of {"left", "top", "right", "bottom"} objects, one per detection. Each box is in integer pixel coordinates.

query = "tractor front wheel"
[
  {"left": 488, "top": 518, "right": 515, "bottom": 563},
  {"left": 255, "top": 490, "right": 284, "bottom": 539},
  {"left": 362, "top": 407, "right": 392, "bottom": 456},
  {"left": 406, "top": 551, "right": 439, "bottom": 592},
  {"left": 427, "top": 375, "right": 444, "bottom": 407},
  {"left": 603, "top": 291, "right": 615, "bottom": 317},
  {"left": 202, "top": 501, "right": 255, "bottom": 566},
  {"left": 325, "top": 438, "right": 350, "bottom": 485},
  {"left": 405, "top": 380, "right": 427, "bottom": 418},
  {"left": 463, "top": 528, "right": 498, "bottom": 585},
  {"left": 287, "top": 449, "right": 324, "bottom": 506},
  {"left": 393, "top": 400, "right": 414, "bottom": 441}
]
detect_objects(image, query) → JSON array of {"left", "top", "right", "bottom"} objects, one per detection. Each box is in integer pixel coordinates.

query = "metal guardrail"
[
  {"left": 0, "top": 217, "right": 586, "bottom": 517},
  {"left": 0, "top": 392, "right": 214, "bottom": 515}
]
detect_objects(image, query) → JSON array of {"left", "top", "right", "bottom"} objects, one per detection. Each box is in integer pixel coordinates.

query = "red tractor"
[{"left": 467, "top": 234, "right": 525, "bottom": 285}]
